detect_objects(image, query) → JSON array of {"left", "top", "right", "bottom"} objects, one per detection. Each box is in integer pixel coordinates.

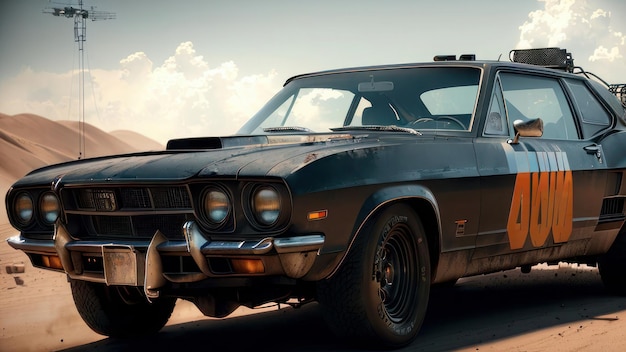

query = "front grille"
[
  {"left": 70, "top": 186, "right": 192, "bottom": 211},
  {"left": 90, "top": 214, "right": 188, "bottom": 239},
  {"left": 77, "top": 189, "right": 117, "bottom": 211},
  {"left": 92, "top": 215, "right": 132, "bottom": 236},
  {"left": 132, "top": 214, "right": 188, "bottom": 238},
  {"left": 151, "top": 187, "right": 192, "bottom": 208},
  {"left": 63, "top": 186, "right": 194, "bottom": 240},
  {"left": 121, "top": 188, "right": 151, "bottom": 208}
]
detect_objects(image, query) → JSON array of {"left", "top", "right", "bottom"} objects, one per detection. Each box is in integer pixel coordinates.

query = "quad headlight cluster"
[
  {"left": 197, "top": 181, "right": 289, "bottom": 232},
  {"left": 11, "top": 190, "right": 61, "bottom": 228},
  {"left": 10, "top": 181, "right": 289, "bottom": 234}
]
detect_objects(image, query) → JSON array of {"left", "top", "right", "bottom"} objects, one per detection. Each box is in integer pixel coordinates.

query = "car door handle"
[
  {"left": 583, "top": 144, "right": 599, "bottom": 152},
  {"left": 583, "top": 144, "right": 602, "bottom": 161}
]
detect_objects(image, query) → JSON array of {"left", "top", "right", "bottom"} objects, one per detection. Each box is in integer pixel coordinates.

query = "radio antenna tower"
[{"left": 43, "top": 0, "right": 115, "bottom": 159}]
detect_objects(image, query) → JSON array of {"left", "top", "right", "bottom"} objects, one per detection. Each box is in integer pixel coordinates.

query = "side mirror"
[{"left": 509, "top": 118, "right": 543, "bottom": 144}]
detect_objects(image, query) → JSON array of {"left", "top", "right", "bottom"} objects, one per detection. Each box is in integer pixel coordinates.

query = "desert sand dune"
[{"left": 0, "top": 113, "right": 163, "bottom": 223}]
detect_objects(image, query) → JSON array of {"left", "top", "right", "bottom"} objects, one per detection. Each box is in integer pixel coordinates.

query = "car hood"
[
  {"left": 12, "top": 132, "right": 477, "bottom": 194},
  {"left": 11, "top": 133, "right": 370, "bottom": 186}
]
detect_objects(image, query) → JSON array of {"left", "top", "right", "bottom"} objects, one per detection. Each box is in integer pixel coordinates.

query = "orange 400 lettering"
[{"left": 506, "top": 171, "right": 573, "bottom": 249}]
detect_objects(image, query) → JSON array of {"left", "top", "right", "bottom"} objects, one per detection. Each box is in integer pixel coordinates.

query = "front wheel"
[
  {"left": 317, "top": 204, "right": 431, "bottom": 348},
  {"left": 70, "top": 279, "right": 176, "bottom": 337}
]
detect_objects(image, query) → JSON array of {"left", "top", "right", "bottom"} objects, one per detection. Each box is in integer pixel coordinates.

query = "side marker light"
[{"left": 307, "top": 210, "right": 328, "bottom": 221}]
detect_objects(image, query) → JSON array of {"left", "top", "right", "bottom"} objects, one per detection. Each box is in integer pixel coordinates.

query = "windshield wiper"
[
  {"left": 263, "top": 126, "right": 313, "bottom": 133},
  {"left": 330, "top": 125, "right": 422, "bottom": 135}
]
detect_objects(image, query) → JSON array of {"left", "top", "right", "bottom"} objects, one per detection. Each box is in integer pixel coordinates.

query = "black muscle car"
[{"left": 6, "top": 47, "right": 626, "bottom": 348}]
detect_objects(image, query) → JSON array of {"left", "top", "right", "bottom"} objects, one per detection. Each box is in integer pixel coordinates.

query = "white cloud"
[
  {"left": 589, "top": 45, "right": 622, "bottom": 62},
  {"left": 516, "top": 0, "right": 626, "bottom": 83},
  {"left": 590, "top": 9, "right": 608, "bottom": 20},
  {"left": 0, "top": 41, "right": 280, "bottom": 144}
]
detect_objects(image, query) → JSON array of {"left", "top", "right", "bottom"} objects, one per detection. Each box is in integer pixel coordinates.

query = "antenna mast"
[{"left": 43, "top": 0, "right": 115, "bottom": 159}]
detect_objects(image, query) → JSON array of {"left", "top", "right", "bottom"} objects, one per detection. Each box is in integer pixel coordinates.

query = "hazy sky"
[{"left": 1, "top": 0, "right": 625, "bottom": 144}]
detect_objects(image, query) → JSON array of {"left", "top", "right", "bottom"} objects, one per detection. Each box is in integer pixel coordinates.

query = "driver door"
[{"left": 473, "top": 71, "right": 608, "bottom": 270}]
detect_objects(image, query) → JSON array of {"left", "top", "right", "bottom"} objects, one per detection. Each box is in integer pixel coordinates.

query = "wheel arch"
[{"left": 331, "top": 184, "right": 442, "bottom": 279}]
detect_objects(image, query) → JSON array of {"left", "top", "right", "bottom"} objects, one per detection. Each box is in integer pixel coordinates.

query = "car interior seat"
[{"left": 362, "top": 104, "right": 399, "bottom": 126}]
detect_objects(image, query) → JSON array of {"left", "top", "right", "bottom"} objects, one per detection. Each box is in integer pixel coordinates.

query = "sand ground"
[{"left": 1, "top": 220, "right": 625, "bottom": 352}]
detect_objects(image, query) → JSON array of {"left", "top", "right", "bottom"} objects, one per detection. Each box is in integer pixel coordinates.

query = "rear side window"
[
  {"left": 565, "top": 79, "right": 611, "bottom": 138},
  {"left": 588, "top": 79, "right": 626, "bottom": 120}
]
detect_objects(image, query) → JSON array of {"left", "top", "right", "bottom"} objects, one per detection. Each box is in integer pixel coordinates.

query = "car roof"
[{"left": 284, "top": 60, "right": 582, "bottom": 86}]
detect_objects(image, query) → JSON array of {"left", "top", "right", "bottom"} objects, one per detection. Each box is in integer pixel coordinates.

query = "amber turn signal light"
[
  {"left": 231, "top": 259, "right": 265, "bottom": 274},
  {"left": 307, "top": 210, "right": 328, "bottom": 221},
  {"left": 42, "top": 255, "right": 64, "bottom": 270}
]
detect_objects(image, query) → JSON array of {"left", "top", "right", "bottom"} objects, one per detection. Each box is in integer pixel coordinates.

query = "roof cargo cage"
[
  {"left": 609, "top": 84, "right": 626, "bottom": 107},
  {"left": 510, "top": 47, "right": 574, "bottom": 72}
]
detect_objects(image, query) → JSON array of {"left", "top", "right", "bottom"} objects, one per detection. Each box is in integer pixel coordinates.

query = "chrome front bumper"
[{"left": 7, "top": 221, "right": 325, "bottom": 299}]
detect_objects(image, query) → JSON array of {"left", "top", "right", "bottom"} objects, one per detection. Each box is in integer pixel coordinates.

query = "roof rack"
[
  {"left": 609, "top": 84, "right": 626, "bottom": 107},
  {"left": 510, "top": 47, "right": 574, "bottom": 72}
]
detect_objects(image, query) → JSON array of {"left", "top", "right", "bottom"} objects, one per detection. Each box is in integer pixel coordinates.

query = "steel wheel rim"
[{"left": 375, "top": 222, "right": 419, "bottom": 323}]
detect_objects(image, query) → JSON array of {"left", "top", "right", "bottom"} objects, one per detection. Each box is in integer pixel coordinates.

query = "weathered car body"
[{"left": 6, "top": 47, "right": 626, "bottom": 348}]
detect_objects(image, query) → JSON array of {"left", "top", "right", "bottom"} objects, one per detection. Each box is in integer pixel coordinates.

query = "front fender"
[{"left": 329, "top": 184, "right": 442, "bottom": 278}]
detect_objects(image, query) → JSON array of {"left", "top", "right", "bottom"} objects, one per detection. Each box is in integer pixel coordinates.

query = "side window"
[
  {"left": 564, "top": 79, "right": 611, "bottom": 138},
  {"left": 484, "top": 77, "right": 509, "bottom": 136},
  {"left": 500, "top": 73, "right": 579, "bottom": 140}
]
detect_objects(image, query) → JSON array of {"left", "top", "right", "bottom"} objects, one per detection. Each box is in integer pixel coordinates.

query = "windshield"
[{"left": 238, "top": 66, "right": 481, "bottom": 134}]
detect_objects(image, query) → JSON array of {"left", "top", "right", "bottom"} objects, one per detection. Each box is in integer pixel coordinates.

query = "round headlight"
[
  {"left": 40, "top": 192, "right": 61, "bottom": 224},
  {"left": 252, "top": 186, "right": 281, "bottom": 225},
  {"left": 14, "top": 192, "right": 34, "bottom": 225},
  {"left": 203, "top": 188, "right": 231, "bottom": 224}
]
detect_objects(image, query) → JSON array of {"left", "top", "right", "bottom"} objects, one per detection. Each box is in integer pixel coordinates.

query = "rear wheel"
[
  {"left": 317, "top": 204, "right": 431, "bottom": 348},
  {"left": 598, "top": 231, "right": 626, "bottom": 296},
  {"left": 70, "top": 279, "right": 176, "bottom": 337}
]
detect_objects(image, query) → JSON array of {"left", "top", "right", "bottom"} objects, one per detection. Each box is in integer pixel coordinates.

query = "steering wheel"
[
  {"left": 435, "top": 116, "right": 466, "bottom": 130},
  {"left": 408, "top": 117, "right": 434, "bottom": 126}
]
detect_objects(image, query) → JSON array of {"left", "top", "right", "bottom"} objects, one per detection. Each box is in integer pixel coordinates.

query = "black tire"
[
  {"left": 433, "top": 278, "right": 458, "bottom": 289},
  {"left": 598, "top": 231, "right": 626, "bottom": 296},
  {"left": 70, "top": 279, "right": 176, "bottom": 337},
  {"left": 317, "top": 204, "right": 431, "bottom": 348}
]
